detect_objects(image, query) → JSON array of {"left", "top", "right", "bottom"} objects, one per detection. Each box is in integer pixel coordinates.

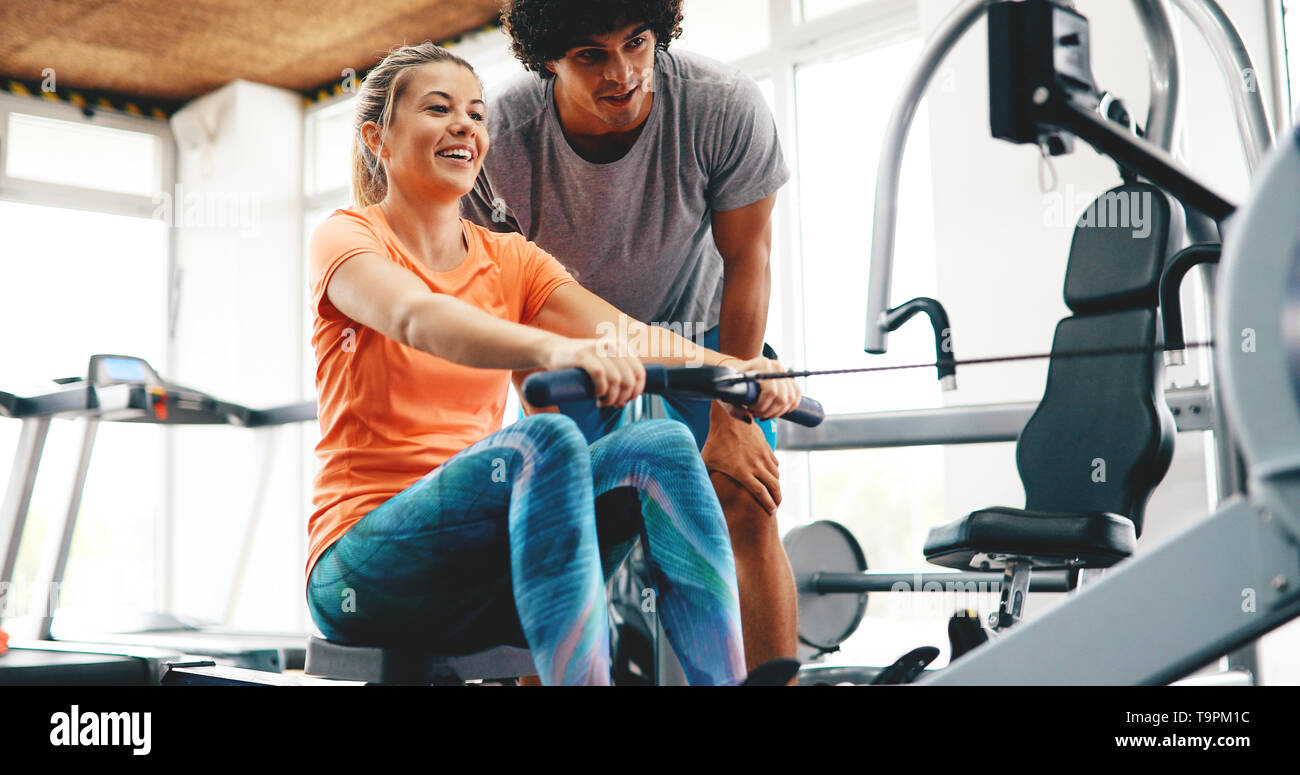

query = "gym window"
[
  {"left": 793, "top": 36, "right": 939, "bottom": 417},
  {"left": 801, "top": 0, "right": 870, "bottom": 22},
  {"left": 4, "top": 112, "right": 163, "bottom": 197},
  {"left": 303, "top": 99, "right": 354, "bottom": 200},
  {"left": 0, "top": 95, "right": 171, "bottom": 620},
  {"left": 676, "top": 0, "right": 773, "bottom": 62}
]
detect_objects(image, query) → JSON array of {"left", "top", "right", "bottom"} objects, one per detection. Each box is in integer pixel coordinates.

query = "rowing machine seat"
[{"left": 304, "top": 636, "right": 535, "bottom": 685}]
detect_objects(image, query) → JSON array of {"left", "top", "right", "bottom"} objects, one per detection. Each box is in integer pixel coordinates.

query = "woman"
[{"left": 306, "top": 42, "right": 801, "bottom": 686}]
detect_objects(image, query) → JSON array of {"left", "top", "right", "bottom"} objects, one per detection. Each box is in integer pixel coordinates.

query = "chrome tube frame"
[
  {"left": 865, "top": 0, "right": 992, "bottom": 354},
  {"left": 865, "top": 0, "right": 1272, "bottom": 354},
  {"left": 1132, "top": 0, "right": 1181, "bottom": 151},
  {"left": 1168, "top": 0, "right": 1275, "bottom": 172}
]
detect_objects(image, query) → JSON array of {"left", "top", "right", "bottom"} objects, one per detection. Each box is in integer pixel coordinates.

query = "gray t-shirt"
[{"left": 462, "top": 48, "right": 789, "bottom": 329}]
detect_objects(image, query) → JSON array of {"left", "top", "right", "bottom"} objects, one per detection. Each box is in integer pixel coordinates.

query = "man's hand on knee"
[{"left": 701, "top": 402, "right": 781, "bottom": 516}]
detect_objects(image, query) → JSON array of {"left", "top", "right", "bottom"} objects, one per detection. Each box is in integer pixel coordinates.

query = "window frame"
[
  {"left": 0, "top": 91, "right": 176, "bottom": 613},
  {"left": 734, "top": 0, "right": 925, "bottom": 526},
  {"left": 0, "top": 93, "right": 174, "bottom": 220}
]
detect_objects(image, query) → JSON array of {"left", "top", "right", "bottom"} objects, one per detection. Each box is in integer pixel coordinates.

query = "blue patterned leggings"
[{"left": 307, "top": 413, "right": 745, "bottom": 685}]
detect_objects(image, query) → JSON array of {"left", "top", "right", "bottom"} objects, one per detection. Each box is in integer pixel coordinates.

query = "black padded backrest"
[
  {"left": 1016, "top": 185, "right": 1176, "bottom": 537},
  {"left": 1063, "top": 183, "right": 1171, "bottom": 314},
  {"left": 1016, "top": 311, "right": 1174, "bottom": 535}
]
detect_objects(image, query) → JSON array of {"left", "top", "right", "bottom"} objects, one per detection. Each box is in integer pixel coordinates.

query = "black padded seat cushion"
[{"left": 924, "top": 506, "right": 1136, "bottom": 571}]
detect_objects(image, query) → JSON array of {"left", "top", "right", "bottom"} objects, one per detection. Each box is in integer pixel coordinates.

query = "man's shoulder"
[
  {"left": 658, "top": 47, "right": 753, "bottom": 99},
  {"left": 486, "top": 70, "right": 551, "bottom": 139}
]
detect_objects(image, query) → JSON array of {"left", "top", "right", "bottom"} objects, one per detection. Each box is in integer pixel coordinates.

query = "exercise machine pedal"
[{"left": 870, "top": 646, "right": 940, "bottom": 684}]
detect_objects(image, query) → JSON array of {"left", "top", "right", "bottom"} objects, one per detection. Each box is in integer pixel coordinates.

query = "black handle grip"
[
  {"left": 522, "top": 366, "right": 824, "bottom": 427},
  {"left": 521, "top": 367, "right": 595, "bottom": 406},
  {"left": 719, "top": 380, "right": 824, "bottom": 427},
  {"left": 783, "top": 396, "right": 826, "bottom": 427},
  {"left": 522, "top": 365, "right": 671, "bottom": 406}
]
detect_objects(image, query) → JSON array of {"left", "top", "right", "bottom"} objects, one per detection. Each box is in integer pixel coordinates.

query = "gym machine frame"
[
  {"left": 911, "top": 0, "right": 1300, "bottom": 684},
  {"left": 863, "top": 0, "right": 1271, "bottom": 509},
  {"left": 782, "top": 0, "right": 1280, "bottom": 678}
]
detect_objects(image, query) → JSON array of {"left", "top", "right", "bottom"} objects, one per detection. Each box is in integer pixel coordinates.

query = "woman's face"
[{"left": 368, "top": 61, "right": 489, "bottom": 202}]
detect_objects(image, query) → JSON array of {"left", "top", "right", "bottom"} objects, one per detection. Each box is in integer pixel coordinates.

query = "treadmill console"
[{"left": 88, "top": 354, "right": 163, "bottom": 388}]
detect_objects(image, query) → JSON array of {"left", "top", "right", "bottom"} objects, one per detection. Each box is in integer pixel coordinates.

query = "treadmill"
[
  {"left": 1, "top": 373, "right": 187, "bottom": 683},
  {"left": 0, "top": 354, "right": 315, "bottom": 683}
]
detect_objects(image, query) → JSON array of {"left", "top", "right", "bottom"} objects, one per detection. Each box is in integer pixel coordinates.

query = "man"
[{"left": 463, "top": 0, "right": 797, "bottom": 675}]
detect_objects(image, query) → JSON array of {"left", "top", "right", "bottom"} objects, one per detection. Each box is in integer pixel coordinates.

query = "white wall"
[{"left": 167, "top": 80, "right": 307, "bottom": 631}]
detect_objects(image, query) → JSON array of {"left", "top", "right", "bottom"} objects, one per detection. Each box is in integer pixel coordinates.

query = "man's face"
[{"left": 546, "top": 21, "right": 658, "bottom": 129}]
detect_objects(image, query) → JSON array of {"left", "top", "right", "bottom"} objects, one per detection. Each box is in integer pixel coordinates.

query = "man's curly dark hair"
[{"left": 501, "top": 0, "right": 685, "bottom": 78}]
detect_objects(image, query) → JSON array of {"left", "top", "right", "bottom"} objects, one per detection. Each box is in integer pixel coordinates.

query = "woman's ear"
[{"left": 360, "top": 121, "right": 386, "bottom": 159}]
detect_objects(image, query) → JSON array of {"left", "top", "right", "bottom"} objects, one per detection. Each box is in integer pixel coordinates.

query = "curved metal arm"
[
  {"left": 1168, "top": 0, "right": 1275, "bottom": 171},
  {"left": 865, "top": 0, "right": 992, "bottom": 354},
  {"left": 1132, "top": 0, "right": 1181, "bottom": 151}
]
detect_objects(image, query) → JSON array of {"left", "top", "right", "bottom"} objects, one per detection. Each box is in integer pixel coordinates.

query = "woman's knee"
[
  {"left": 496, "top": 414, "right": 597, "bottom": 501},
  {"left": 514, "top": 411, "right": 582, "bottom": 436},
  {"left": 508, "top": 413, "right": 588, "bottom": 456},
  {"left": 616, "top": 419, "right": 700, "bottom": 463}
]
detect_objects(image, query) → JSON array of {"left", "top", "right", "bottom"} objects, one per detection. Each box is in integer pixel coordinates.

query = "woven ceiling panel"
[{"left": 0, "top": 0, "right": 504, "bottom": 100}]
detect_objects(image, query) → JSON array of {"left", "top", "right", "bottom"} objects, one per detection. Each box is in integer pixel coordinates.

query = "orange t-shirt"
[{"left": 305, "top": 205, "right": 576, "bottom": 582}]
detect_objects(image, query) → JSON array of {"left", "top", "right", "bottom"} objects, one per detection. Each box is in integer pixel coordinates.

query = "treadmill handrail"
[
  {"left": 0, "top": 383, "right": 316, "bottom": 427},
  {"left": 242, "top": 401, "right": 318, "bottom": 427},
  {"left": 0, "top": 384, "right": 132, "bottom": 419}
]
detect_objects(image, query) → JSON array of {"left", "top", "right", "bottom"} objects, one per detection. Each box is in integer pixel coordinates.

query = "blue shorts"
[{"left": 546, "top": 325, "right": 778, "bottom": 452}]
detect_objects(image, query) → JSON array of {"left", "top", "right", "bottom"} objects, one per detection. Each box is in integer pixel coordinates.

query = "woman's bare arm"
[
  {"left": 526, "top": 284, "right": 738, "bottom": 367},
  {"left": 326, "top": 252, "right": 565, "bottom": 370},
  {"left": 523, "top": 283, "right": 801, "bottom": 419},
  {"left": 325, "top": 253, "right": 646, "bottom": 407}
]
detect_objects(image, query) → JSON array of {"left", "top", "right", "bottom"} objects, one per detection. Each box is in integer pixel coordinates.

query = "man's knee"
[{"left": 710, "top": 471, "right": 778, "bottom": 538}]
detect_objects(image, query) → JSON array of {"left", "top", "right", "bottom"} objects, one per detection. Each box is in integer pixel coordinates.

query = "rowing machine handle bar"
[{"left": 522, "top": 365, "right": 825, "bottom": 427}]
